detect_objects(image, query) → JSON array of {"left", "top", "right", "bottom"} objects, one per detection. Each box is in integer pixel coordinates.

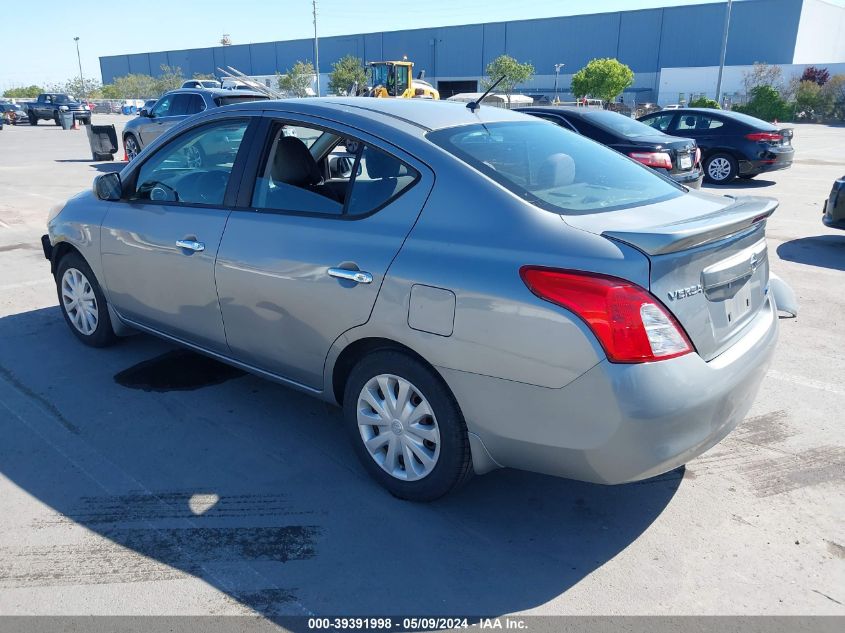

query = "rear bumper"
[
  {"left": 671, "top": 168, "right": 703, "bottom": 189},
  {"left": 739, "top": 154, "right": 794, "bottom": 176},
  {"left": 443, "top": 294, "right": 779, "bottom": 484}
]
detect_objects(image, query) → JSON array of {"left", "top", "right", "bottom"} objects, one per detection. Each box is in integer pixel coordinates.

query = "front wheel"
[
  {"left": 343, "top": 350, "right": 473, "bottom": 501},
  {"left": 704, "top": 153, "right": 738, "bottom": 184},
  {"left": 29, "top": 114, "right": 38, "bottom": 125},
  {"left": 55, "top": 252, "right": 117, "bottom": 348}
]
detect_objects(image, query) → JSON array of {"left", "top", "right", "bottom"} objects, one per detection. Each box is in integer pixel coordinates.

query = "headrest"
[
  {"left": 537, "top": 153, "right": 576, "bottom": 189},
  {"left": 684, "top": 116, "right": 696, "bottom": 128},
  {"left": 365, "top": 148, "right": 401, "bottom": 179},
  {"left": 271, "top": 136, "right": 321, "bottom": 186}
]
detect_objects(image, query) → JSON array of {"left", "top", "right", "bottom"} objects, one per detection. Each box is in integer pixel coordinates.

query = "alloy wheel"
[
  {"left": 356, "top": 374, "right": 441, "bottom": 481},
  {"left": 125, "top": 136, "right": 139, "bottom": 161},
  {"left": 61, "top": 268, "right": 99, "bottom": 336},
  {"left": 707, "top": 156, "right": 732, "bottom": 181}
]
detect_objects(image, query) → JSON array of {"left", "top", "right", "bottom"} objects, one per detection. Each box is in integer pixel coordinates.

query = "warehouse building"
[{"left": 99, "top": 0, "right": 845, "bottom": 105}]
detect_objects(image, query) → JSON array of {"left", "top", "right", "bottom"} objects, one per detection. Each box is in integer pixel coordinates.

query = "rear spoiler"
[{"left": 602, "top": 196, "right": 778, "bottom": 256}]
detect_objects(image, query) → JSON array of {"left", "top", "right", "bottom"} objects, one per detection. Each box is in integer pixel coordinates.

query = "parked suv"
[{"left": 122, "top": 88, "right": 268, "bottom": 160}]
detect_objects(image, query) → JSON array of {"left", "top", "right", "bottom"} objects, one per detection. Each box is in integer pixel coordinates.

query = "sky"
[{"left": 2, "top": 0, "right": 844, "bottom": 89}]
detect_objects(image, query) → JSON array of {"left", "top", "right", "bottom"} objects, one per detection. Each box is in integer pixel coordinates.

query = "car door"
[
  {"left": 215, "top": 116, "right": 433, "bottom": 389},
  {"left": 100, "top": 115, "right": 258, "bottom": 353},
  {"left": 138, "top": 93, "right": 188, "bottom": 146}
]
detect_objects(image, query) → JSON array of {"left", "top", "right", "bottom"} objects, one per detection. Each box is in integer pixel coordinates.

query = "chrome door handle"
[
  {"left": 328, "top": 267, "right": 372, "bottom": 284},
  {"left": 176, "top": 239, "right": 205, "bottom": 252}
]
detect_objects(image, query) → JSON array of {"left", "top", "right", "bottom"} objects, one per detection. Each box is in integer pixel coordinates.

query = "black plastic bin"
[{"left": 84, "top": 122, "right": 118, "bottom": 161}]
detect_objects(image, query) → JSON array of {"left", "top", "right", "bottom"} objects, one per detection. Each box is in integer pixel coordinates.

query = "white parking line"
[{"left": 768, "top": 369, "right": 844, "bottom": 396}]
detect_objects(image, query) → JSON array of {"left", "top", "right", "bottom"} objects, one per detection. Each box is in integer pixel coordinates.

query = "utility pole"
[
  {"left": 73, "top": 37, "right": 84, "bottom": 99},
  {"left": 715, "top": 0, "right": 733, "bottom": 105},
  {"left": 553, "top": 63, "right": 565, "bottom": 103},
  {"left": 312, "top": 0, "right": 321, "bottom": 97}
]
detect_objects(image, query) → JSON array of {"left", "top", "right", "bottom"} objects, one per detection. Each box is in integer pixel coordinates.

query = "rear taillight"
[
  {"left": 629, "top": 151, "right": 672, "bottom": 169},
  {"left": 520, "top": 267, "right": 694, "bottom": 363},
  {"left": 746, "top": 131, "right": 782, "bottom": 142}
]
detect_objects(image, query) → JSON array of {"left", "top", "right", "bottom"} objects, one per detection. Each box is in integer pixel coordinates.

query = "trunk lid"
[{"left": 563, "top": 192, "right": 776, "bottom": 361}]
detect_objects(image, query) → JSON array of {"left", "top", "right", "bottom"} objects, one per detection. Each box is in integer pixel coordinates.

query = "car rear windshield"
[
  {"left": 582, "top": 110, "right": 667, "bottom": 138},
  {"left": 214, "top": 95, "right": 270, "bottom": 107},
  {"left": 428, "top": 121, "right": 683, "bottom": 215}
]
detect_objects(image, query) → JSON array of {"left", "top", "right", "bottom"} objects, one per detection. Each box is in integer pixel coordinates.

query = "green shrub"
[
  {"left": 734, "top": 85, "right": 792, "bottom": 122},
  {"left": 688, "top": 97, "right": 720, "bottom": 109}
]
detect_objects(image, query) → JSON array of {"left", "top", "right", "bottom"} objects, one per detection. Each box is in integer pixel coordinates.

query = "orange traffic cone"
[{"left": 72, "top": 118, "right": 79, "bottom": 130}]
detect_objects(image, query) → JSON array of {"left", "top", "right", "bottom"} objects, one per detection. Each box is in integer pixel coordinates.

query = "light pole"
[
  {"left": 553, "top": 63, "right": 565, "bottom": 103},
  {"left": 312, "top": 0, "right": 321, "bottom": 97},
  {"left": 73, "top": 37, "right": 84, "bottom": 99},
  {"left": 715, "top": 0, "right": 733, "bottom": 104}
]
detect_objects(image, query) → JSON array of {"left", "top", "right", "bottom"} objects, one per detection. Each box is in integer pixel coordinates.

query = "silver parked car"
[
  {"left": 42, "top": 99, "right": 795, "bottom": 500},
  {"left": 121, "top": 88, "right": 268, "bottom": 160}
]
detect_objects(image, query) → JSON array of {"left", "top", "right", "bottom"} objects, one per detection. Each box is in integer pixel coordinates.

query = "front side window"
[
  {"left": 251, "top": 122, "right": 418, "bottom": 216},
  {"left": 151, "top": 95, "right": 173, "bottom": 117},
  {"left": 428, "top": 121, "right": 683, "bottom": 215},
  {"left": 129, "top": 119, "right": 250, "bottom": 206}
]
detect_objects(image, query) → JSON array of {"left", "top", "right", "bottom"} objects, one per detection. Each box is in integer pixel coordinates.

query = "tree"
[
  {"left": 328, "top": 55, "right": 367, "bottom": 96},
  {"left": 742, "top": 62, "right": 783, "bottom": 96},
  {"left": 482, "top": 54, "right": 535, "bottom": 105},
  {"left": 277, "top": 61, "right": 315, "bottom": 97},
  {"left": 822, "top": 74, "right": 845, "bottom": 121},
  {"left": 3, "top": 85, "right": 43, "bottom": 98},
  {"left": 155, "top": 64, "right": 185, "bottom": 94},
  {"left": 688, "top": 96, "right": 721, "bottom": 109},
  {"left": 570, "top": 58, "right": 634, "bottom": 106},
  {"left": 800, "top": 66, "right": 829, "bottom": 86},
  {"left": 58, "top": 77, "right": 103, "bottom": 99},
  {"left": 102, "top": 73, "right": 159, "bottom": 98},
  {"left": 795, "top": 80, "right": 827, "bottom": 121},
  {"left": 733, "top": 85, "right": 792, "bottom": 122}
]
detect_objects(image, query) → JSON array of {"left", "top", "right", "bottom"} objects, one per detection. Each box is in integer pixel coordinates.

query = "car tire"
[
  {"left": 55, "top": 252, "right": 117, "bottom": 348},
  {"left": 54, "top": 111, "right": 61, "bottom": 126},
  {"left": 29, "top": 114, "right": 38, "bottom": 125},
  {"left": 704, "top": 153, "right": 738, "bottom": 184},
  {"left": 343, "top": 350, "right": 473, "bottom": 501},
  {"left": 124, "top": 134, "right": 140, "bottom": 161}
]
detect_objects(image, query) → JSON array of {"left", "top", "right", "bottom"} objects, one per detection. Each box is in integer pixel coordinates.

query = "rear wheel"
[
  {"left": 704, "top": 153, "right": 738, "bottom": 184},
  {"left": 29, "top": 114, "right": 38, "bottom": 125},
  {"left": 124, "top": 134, "right": 140, "bottom": 161},
  {"left": 55, "top": 252, "right": 117, "bottom": 348},
  {"left": 343, "top": 350, "right": 472, "bottom": 501}
]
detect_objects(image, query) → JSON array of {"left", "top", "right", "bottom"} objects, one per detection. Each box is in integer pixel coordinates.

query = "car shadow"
[
  {"left": 703, "top": 178, "right": 776, "bottom": 190},
  {"left": 0, "top": 306, "right": 682, "bottom": 624},
  {"left": 777, "top": 235, "right": 845, "bottom": 271},
  {"left": 54, "top": 159, "right": 124, "bottom": 173}
]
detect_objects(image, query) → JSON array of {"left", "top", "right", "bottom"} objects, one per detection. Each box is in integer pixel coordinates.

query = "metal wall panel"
[
  {"left": 249, "top": 42, "right": 278, "bottom": 75},
  {"left": 434, "top": 25, "right": 484, "bottom": 78},
  {"left": 726, "top": 0, "right": 801, "bottom": 64},
  {"left": 363, "top": 33, "right": 383, "bottom": 63},
  {"left": 100, "top": 57, "right": 129, "bottom": 83},
  {"left": 482, "top": 22, "right": 507, "bottom": 68},
  {"left": 274, "top": 39, "right": 315, "bottom": 69},
  {"left": 126, "top": 53, "right": 152, "bottom": 76},
  {"left": 659, "top": 3, "right": 725, "bottom": 68},
  {"left": 382, "top": 28, "right": 436, "bottom": 77},
  {"left": 318, "top": 36, "right": 365, "bottom": 68},
  {"left": 618, "top": 9, "right": 663, "bottom": 72}
]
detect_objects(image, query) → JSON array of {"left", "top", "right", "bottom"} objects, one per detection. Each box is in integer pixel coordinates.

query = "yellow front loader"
[{"left": 366, "top": 60, "right": 439, "bottom": 100}]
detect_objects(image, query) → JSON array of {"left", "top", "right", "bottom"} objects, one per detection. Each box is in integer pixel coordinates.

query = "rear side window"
[
  {"left": 250, "top": 122, "right": 418, "bottom": 217},
  {"left": 642, "top": 113, "right": 674, "bottom": 131},
  {"left": 677, "top": 114, "right": 724, "bottom": 131},
  {"left": 214, "top": 95, "right": 270, "bottom": 107},
  {"left": 428, "top": 121, "right": 682, "bottom": 215}
]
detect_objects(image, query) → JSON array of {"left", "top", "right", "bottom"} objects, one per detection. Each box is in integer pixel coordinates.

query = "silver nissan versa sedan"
[{"left": 42, "top": 98, "right": 796, "bottom": 501}]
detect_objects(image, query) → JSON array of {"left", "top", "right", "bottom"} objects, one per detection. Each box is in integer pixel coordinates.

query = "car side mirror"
[
  {"left": 139, "top": 108, "right": 150, "bottom": 117},
  {"left": 94, "top": 173, "right": 122, "bottom": 201}
]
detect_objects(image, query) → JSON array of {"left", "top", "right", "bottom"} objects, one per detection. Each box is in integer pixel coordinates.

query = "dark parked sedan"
[
  {"left": 638, "top": 108, "right": 794, "bottom": 184},
  {"left": 0, "top": 102, "right": 28, "bottom": 125},
  {"left": 823, "top": 176, "right": 845, "bottom": 230},
  {"left": 517, "top": 107, "right": 703, "bottom": 188}
]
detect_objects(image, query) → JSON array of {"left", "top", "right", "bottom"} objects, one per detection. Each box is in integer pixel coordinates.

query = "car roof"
[
  {"left": 227, "top": 97, "right": 534, "bottom": 132},
  {"left": 516, "top": 106, "right": 602, "bottom": 120}
]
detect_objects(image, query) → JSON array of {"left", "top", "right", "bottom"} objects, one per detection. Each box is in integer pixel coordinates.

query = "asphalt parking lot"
[{"left": 0, "top": 114, "right": 843, "bottom": 618}]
